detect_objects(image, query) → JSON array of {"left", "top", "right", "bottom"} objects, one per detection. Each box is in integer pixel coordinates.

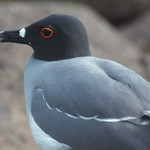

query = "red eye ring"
[{"left": 40, "top": 28, "right": 53, "bottom": 38}]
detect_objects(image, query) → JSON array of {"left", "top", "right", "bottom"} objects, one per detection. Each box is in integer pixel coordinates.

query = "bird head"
[{"left": 0, "top": 14, "right": 91, "bottom": 61}]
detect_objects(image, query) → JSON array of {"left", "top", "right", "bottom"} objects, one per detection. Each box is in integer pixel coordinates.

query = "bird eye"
[{"left": 40, "top": 28, "right": 53, "bottom": 38}]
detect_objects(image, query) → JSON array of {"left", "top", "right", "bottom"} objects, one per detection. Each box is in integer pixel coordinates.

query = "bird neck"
[{"left": 33, "top": 46, "right": 91, "bottom": 61}]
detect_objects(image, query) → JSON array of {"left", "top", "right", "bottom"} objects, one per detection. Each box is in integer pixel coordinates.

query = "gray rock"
[
  {"left": 120, "top": 11, "right": 150, "bottom": 78},
  {"left": 0, "top": 2, "right": 146, "bottom": 150},
  {"left": 75, "top": 0, "right": 150, "bottom": 25},
  {"left": 120, "top": 11, "right": 150, "bottom": 49}
]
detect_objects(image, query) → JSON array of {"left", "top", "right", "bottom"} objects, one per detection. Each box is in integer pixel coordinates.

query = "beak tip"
[{"left": 0, "top": 30, "right": 29, "bottom": 44}]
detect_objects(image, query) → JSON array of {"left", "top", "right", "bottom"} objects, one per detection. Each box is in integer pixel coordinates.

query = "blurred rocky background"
[{"left": 0, "top": 0, "right": 150, "bottom": 150}]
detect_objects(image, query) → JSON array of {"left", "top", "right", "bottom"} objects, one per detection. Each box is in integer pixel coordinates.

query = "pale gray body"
[{"left": 25, "top": 55, "right": 150, "bottom": 150}]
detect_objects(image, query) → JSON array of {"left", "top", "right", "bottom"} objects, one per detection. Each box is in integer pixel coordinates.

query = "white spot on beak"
[{"left": 19, "top": 28, "right": 26, "bottom": 38}]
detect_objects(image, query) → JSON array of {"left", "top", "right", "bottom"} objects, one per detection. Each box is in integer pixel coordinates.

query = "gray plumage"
[{"left": 25, "top": 55, "right": 150, "bottom": 150}]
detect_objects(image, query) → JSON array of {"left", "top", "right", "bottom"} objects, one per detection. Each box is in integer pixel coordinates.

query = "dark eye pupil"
[
  {"left": 40, "top": 28, "right": 53, "bottom": 38},
  {"left": 42, "top": 29, "right": 52, "bottom": 36}
]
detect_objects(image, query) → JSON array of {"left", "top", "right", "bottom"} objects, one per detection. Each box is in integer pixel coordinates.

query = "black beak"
[{"left": 0, "top": 30, "right": 29, "bottom": 45}]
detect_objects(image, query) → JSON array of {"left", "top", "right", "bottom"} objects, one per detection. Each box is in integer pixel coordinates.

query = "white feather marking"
[
  {"left": 42, "top": 95, "right": 53, "bottom": 110},
  {"left": 94, "top": 116, "right": 136, "bottom": 122},
  {"left": 78, "top": 115, "right": 137, "bottom": 122},
  {"left": 138, "top": 120, "right": 149, "bottom": 125},
  {"left": 64, "top": 113, "right": 79, "bottom": 119},
  {"left": 44, "top": 99, "right": 139, "bottom": 123},
  {"left": 144, "top": 110, "right": 150, "bottom": 116},
  {"left": 19, "top": 28, "right": 26, "bottom": 38},
  {"left": 79, "top": 115, "right": 98, "bottom": 120},
  {"left": 56, "top": 108, "right": 62, "bottom": 113},
  {"left": 42, "top": 94, "right": 143, "bottom": 124},
  {"left": 43, "top": 99, "right": 143, "bottom": 124}
]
